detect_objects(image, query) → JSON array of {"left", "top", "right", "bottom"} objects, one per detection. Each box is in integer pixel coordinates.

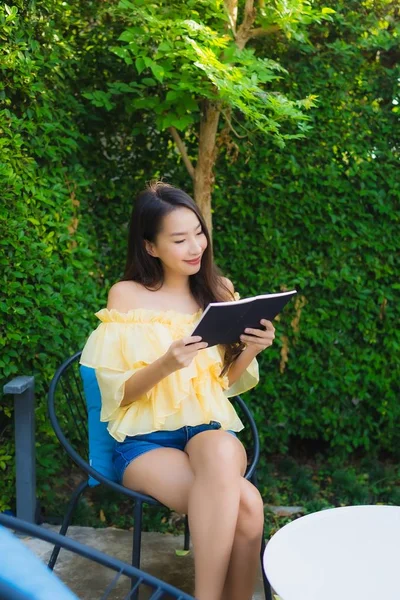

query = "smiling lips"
[{"left": 184, "top": 257, "right": 201, "bottom": 265}]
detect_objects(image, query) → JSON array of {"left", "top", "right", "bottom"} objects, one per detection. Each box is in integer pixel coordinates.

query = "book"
[{"left": 191, "top": 290, "right": 297, "bottom": 347}]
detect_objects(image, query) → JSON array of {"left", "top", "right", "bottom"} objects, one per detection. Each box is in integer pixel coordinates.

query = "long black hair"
[{"left": 122, "top": 181, "right": 244, "bottom": 371}]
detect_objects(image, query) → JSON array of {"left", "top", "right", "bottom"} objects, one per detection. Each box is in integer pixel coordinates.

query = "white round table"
[{"left": 263, "top": 505, "right": 400, "bottom": 600}]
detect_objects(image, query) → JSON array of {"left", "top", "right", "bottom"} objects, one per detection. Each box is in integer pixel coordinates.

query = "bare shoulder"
[
  {"left": 107, "top": 280, "right": 145, "bottom": 312},
  {"left": 219, "top": 276, "right": 235, "bottom": 298}
]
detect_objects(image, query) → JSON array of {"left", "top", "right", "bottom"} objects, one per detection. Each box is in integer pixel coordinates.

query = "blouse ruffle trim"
[{"left": 95, "top": 307, "right": 202, "bottom": 325}]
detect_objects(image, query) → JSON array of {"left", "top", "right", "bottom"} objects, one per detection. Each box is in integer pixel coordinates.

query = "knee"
[
  {"left": 204, "top": 435, "right": 244, "bottom": 477},
  {"left": 213, "top": 435, "right": 243, "bottom": 466},
  {"left": 237, "top": 482, "right": 265, "bottom": 542},
  {"left": 190, "top": 433, "right": 245, "bottom": 479}
]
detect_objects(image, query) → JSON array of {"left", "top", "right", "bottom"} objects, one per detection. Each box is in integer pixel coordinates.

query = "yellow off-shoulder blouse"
[{"left": 80, "top": 303, "right": 259, "bottom": 442}]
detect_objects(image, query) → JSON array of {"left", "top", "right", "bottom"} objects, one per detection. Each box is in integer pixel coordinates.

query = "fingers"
[
  {"left": 240, "top": 334, "right": 273, "bottom": 346},
  {"left": 242, "top": 321, "right": 275, "bottom": 337},
  {"left": 186, "top": 342, "right": 208, "bottom": 351},
  {"left": 182, "top": 338, "right": 208, "bottom": 351},
  {"left": 240, "top": 319, "right": 275, "bottom": 346},
  {"left": 182, "top": 336, "right": 203, "bottom": 346},
  {"left": 261, "top": 319, "right": 273, "bottom": 330},
  {"left": 243, "top": 328, "right": 267, "bottom": 338}
]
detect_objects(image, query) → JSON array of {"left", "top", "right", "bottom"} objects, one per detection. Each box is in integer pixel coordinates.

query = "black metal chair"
[
  {"left": 47, "top": 351, "right": 272, "bottom": 599},
  {"left": 0, "top": 513, "right": 194, "bottom": 600}
]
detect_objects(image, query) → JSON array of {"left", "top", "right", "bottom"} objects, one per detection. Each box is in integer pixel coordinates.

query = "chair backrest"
[
  {"left": 48, "top": 352, "right": 260, "bottom": 488},
  {"left": 80, "top": 364, "right": 117, "bottom": 485},
  {"left": 48, "top": 352, "right": 117, "bottom": 487},
  {"left": 0, "top": 514, "right": 195, "bottom": 600}
]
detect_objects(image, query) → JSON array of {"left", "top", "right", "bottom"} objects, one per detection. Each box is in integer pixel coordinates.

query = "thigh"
[
  {"left": 122, "top": 447, "right": 194, "bottom": 514},
  {"left": 185, "top": 429, "right": 248, "bottom": 476}
]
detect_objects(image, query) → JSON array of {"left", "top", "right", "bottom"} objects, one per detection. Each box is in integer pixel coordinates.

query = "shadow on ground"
[{"left": 23, "top": 525, "right": 265, "bottom": 599}]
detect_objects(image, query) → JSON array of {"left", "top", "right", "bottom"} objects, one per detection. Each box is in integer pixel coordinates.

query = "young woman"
[{"left": 80, "top": 182, "right": 276, "bottom": 600}]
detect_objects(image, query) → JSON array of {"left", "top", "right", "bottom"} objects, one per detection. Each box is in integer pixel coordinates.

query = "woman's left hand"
[{"left": 240, "top": 319, "right": 275, "bottom": 354}]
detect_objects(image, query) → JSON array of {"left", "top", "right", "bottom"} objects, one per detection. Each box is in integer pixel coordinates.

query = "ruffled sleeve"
[
  {"left": 224, "top": 357, "right": 259, "bottom": 397},
  {"left": 80, "top": 309, "right": 158, "bottom": 423}
]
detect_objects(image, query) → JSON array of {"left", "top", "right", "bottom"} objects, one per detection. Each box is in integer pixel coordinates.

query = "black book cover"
[{"left": 191, "top": 290, "right": 297, "bottom": 347}]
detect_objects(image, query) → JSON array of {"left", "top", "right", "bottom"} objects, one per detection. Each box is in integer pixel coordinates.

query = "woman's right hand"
[{"left": 162, "top": 336, "right": 208, "bottom": 373}]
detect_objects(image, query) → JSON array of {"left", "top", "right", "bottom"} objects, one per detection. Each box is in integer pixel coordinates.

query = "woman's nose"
[{"left": 189, "top": 238, "right": 202, "bottom": 254}]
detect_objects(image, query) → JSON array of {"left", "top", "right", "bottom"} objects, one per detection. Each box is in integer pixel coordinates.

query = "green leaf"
[
  {"left": 175, "top": 550, "right": 190, "bottom": 557},
  {"left": 135, "top": 57, "right": 146, "bottom": 74},
  {"left": 166, "top": 90, "right": 181, "bottom": 102},
  {"left": 158, "top": 41, "right": 172, "bottom": 52},
  {"left": 118, "top": 29, "right": 136, "bottom": 43},
  {"left": 150, "top": 64, "right": 165, "bottom": 82},
  {"left": 142, "top": 77, "right": 157, "bottom": 86},
  {"left": 110, "top": 46, "right": 129, "bottom": 61}
]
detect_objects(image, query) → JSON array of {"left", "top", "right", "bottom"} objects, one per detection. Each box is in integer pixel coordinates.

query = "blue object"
[
  {"left": 0, "top": 525, "right": 78, "bottom": 600},
  {"left": 79, "top": 366, "right": 117, "bottom": 486},
  {"left": 113, "top": 422, "right": 237, "bottom": 483}
]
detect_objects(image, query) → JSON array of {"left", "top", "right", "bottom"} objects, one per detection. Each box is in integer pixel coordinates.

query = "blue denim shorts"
[{"left": 113, "top": 421, "right": 236, "bottom": 483}]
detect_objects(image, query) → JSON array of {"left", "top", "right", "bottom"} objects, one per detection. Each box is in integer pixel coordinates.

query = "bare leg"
[
  {"left": 122, "top": 447, "right": 194, "bottom": 514},
  {"left": 121, "top": 432, "right": 260, "bottom": 600},
  {"left": 185, "top": 431, "right": 247, "bottom": 600},
  {"left": 221, "top": 480, "right": 264, "bottom": 600}
]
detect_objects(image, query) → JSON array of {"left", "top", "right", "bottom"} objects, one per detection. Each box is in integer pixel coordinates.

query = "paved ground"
[{"left": 23, "top": 525, "right": 267, "bottom": 599}]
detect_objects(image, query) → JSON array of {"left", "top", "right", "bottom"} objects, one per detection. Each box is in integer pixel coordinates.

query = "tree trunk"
[
  {"left": 193, "top": 100, "right": 221, "bottom": 233},
  {"left": 170, "top": 5, "right": 263, "bottom": 234}
]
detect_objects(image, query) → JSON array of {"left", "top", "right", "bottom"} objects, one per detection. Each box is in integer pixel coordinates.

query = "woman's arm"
[
  {"left": 107, "top": 281, "right": 207, "bottom": 406},
  {"left": 220, "top": 278, "right": 276, "bottom": 386},
  {"left": 120, "top": 336, "right": 207, "bottom": 405},
  {"left": 226, "top": 345, "right": 259, "bottom": 387},
  {"left": 227, "top": 318, "right": 276, "bottom": 387},
  {"left": 121, "top": 356, "right": 172, "bottom": 406}
]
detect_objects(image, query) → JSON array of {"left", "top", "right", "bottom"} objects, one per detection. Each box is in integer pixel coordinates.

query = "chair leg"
[
  {"left": 183, "top": 515, "right": 190, "bottom": 551},
  {"left": 48, "top": 479, "right": 88, "bottom": 570},
  {"left": 35, "top": 498, "right": 42, "bottom": 525},
  {"left": 250, "top": 471, "right": 273, "bottom": 600},
  {"left": 131, "top": 499, "right": 143, "bottom": 600}
]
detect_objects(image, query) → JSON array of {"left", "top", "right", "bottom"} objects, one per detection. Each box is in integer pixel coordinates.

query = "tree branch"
[
  {"left": 221, "top": 109, "right": 248, "bottom": 139},
  {"left": 169, "top": 127, "right": 195, "bottom": 180},
  {"left": 242, "top": 0, "right": 256, "bottom": 30},
  {"left": 244, "top": 0, "right": 255, "bottom": 17},
  {"left": 224, "top": 0, "right": 238, "bottom": 34},
  {"left": 249, "top": 24, "right": 280, "bottom": 38},
  {"left": 235, "top": 0, "right": 257, "bottom": 49}
]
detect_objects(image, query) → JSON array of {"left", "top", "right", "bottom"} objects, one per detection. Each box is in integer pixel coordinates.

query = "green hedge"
[
  {"left": 0, "top": 0, "right": 104, "bottom": 511},
  {"left": 0, "top": 0, "right": 181, "bottom": 513},
  {"left": 212, "top": 0, "right": 400, "bottom": 457}
]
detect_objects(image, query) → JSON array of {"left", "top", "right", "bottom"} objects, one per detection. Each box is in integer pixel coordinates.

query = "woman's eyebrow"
[{"left": 170, "top": 223, "right": 202, "bottom": 236}]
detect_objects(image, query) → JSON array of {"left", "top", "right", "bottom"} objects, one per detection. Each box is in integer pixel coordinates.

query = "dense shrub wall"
[
  {"left": 0, "top": 0, "right": 103, "bottom": 510},
  {"left": 212, "top": 0, "right": 400, "bottom": 458},
  {"left": 0, "top": 0, "right": 179, "bottom": 512}
]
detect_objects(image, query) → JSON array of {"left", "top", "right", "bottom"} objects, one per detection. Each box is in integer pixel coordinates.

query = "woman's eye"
[
  {"left": 197, "top": 231, "right": 204, "bottom": 236},
  {"left": 174, "top": 240, "right": 185, "bottom": 244}
]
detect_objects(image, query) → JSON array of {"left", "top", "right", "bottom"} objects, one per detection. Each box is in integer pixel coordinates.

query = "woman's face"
[{"left": 146, "top": 207, "right": 208, "bottom": 276}]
